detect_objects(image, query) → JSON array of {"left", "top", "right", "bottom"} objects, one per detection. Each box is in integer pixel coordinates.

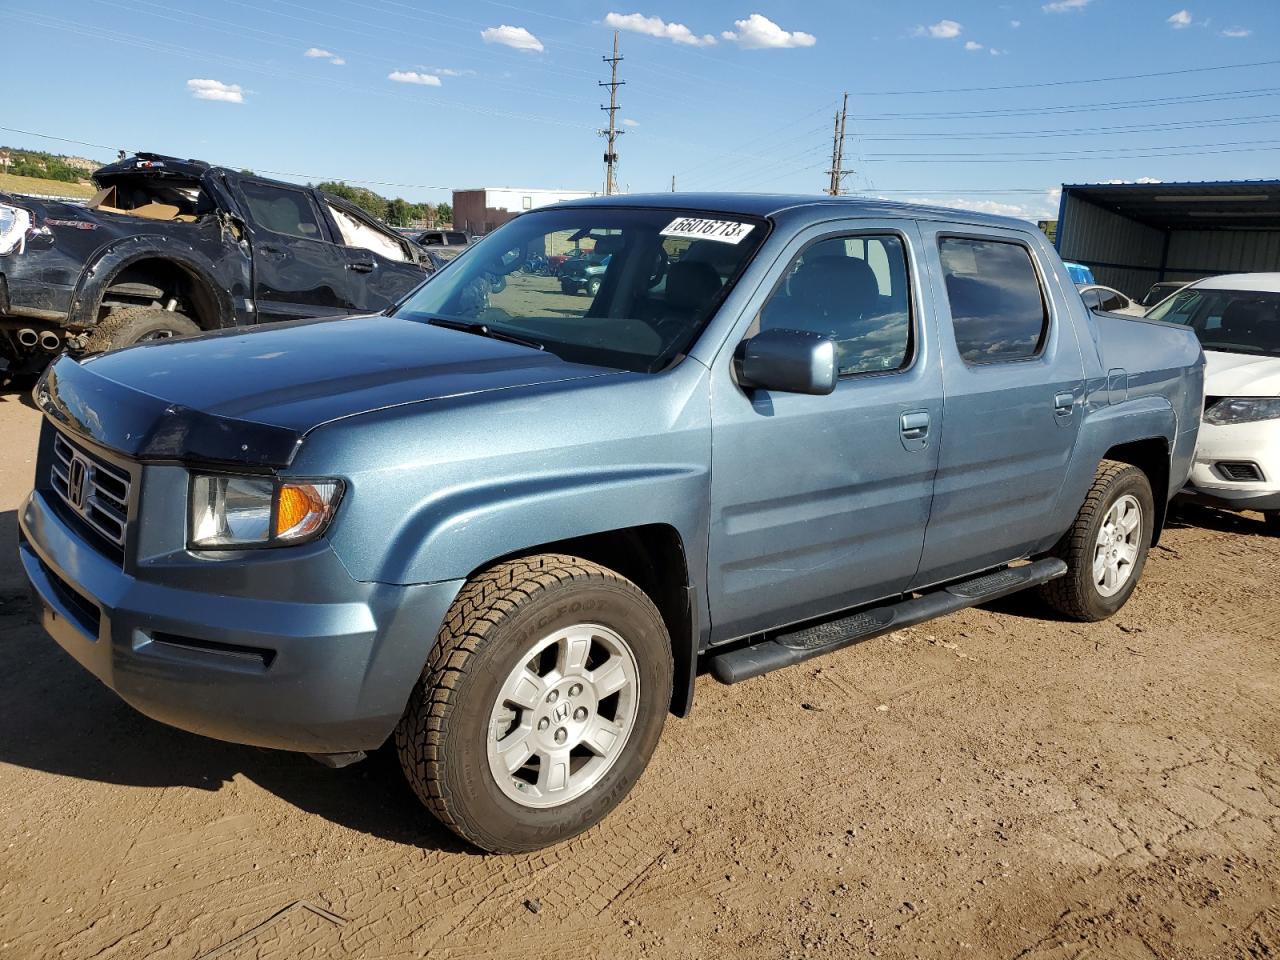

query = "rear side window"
[
  {"left": 1081, "top": 288, "right": 1103, "bottom": 310},
  {"left": 939, "top": 237, "right": 1048, "bottom": 364},
  {"left": 1099, "top": 289, "right": 1128, "bottom": 312},
  {"left": 447, "top": 232, "right": 468, "bottom": 245},
  {"left": 239, "top": 181, "right": 324, "bottom": 241}
]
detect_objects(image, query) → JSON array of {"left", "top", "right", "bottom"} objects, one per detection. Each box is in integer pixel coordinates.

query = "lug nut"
[
  {"left": 537, "top": 717, "right": 550, "bottom": 731},
  {"left": 573, "top": 707, "right": 588, "bottom": 722},
  {"left": 546, "top": 690, "right": 558, "bottom": 704},
  {"left": 568, "top": 683, "right": 583, "bottom": 697},
  {"left": 554, "top": 728, "right": 568, "bottom": 745}
]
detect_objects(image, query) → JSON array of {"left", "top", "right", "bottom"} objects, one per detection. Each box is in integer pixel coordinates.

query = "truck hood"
[
  {"left": 1204, "top": 350, "right": 1280, "bottom": 397},
  {"left": 36, "top": 314, "right": 623, "bottom": 467}
]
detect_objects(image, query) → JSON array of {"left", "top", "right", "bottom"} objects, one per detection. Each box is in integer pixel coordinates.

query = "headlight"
[
  {"left": 190, "top": 474, "right": 343, "bottom": 549},
  {"left": 1204, "top": 397, "right": 1280, "bottom": 426},
  {"left": 0, "top": 203, "right": 33, "bottom": 256}
]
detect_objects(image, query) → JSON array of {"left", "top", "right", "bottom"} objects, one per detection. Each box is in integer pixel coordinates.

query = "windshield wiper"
[{"left": 424, "top": 316, "right": 544, "bottom": 351}]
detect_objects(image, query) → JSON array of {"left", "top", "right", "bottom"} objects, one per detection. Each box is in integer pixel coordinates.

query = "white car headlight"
[
  {"left": 1204, "top": 397, "right": 1280, "bottom": 426},
  {"left": 0, "top": 203, "right": 33, "bottom": 256},
  {"left": 190, "top": 474, "right": 343, "bottom": 549}
]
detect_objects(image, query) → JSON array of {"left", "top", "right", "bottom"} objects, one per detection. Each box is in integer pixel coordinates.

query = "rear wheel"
[
  {"left": 1039, "top": 460, "right": 1154, "bottom": 622},
  {"left": 586, "top": 277, "right": 602, "bottom": 297},
  {"left": 84, "top": 306, "right": 200, "bottom": 353},
  {"left": 396, "top": 554, "right": 673, "bottom": 853}
]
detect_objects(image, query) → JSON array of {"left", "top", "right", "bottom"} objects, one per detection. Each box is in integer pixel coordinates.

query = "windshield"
[
  {"left": 1146, "top": 287, "right": 1280, "bottom": 358},
  {"left": 394, "top": 207, "right": 768, "bottom": 372}
]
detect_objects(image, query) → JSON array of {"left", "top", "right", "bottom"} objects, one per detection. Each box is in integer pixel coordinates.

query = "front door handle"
[
  {"left": 1054, "top": 392, "right": 1075, "bottom": 417},
  {"left": 347, "top": 259, "right": 376, "bottom": 273},
  {"left": 901, "top": 411, "right": 931, "bottom": 440}
]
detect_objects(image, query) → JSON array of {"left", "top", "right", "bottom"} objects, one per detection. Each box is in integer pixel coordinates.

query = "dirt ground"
[{"left": 0, "top": 386, "right": 1277, "bottom": 960}]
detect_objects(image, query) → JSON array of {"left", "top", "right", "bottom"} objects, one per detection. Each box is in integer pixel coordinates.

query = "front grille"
[
  {"left": 1215, "top": 461, "right": 1265, "bottom": 483},
  {"left": 50, "top": 432, "right": 131, "bottom": 547}
]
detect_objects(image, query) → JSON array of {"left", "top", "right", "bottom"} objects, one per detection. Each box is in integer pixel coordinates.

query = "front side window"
[
  {"left": 1147, "top": 287, "right": 1280, "bottom": 358},
  {"left": 326, "top": 203, "right": 411, "bottom": 263},
  {"left": 239, "top": 181, "right": 324, "bottom": 241},
  {"left": 395, "top": 208, "right": 768, "bottom": 372},
  {"left": 758, "top": 234, "right": 912, "bottom": 375},
  {"left": 940, "top": 237, "right": 1049, "bottom": 364}
]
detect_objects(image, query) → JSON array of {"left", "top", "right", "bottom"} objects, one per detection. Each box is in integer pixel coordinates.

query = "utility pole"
[
  {"left": 825, "top": 92, "right": 851, "bottom": 196},
  {"left": 671, "top": 174, "right": 676, "bottom": 192},
  {"left": 598, "top": 30, "right": 625, "bottom": 195}
]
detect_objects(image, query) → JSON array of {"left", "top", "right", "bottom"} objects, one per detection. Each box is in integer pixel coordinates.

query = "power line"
[
  {"left": 826, "top": 93, "right": 850, "bottom": 196},
  {"left": 852, "top": 86, "right": 1280, "bottom": 121},
  {"left": 862, "top": 145, "right": 1280, "bottom": 164},
  {"left": 866, "top": 136, "right": 1280, "bottom": 158},
  {"left": 849, "top": 57, "right": 1280, "bottom": 96},
  {"left": 853, "top": 113, "right": 1280, "bottom": 141}
]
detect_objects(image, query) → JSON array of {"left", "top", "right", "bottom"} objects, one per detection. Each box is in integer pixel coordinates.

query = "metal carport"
[{"left": 1055, "top": 180, "right": 1280, "bottom": 299}]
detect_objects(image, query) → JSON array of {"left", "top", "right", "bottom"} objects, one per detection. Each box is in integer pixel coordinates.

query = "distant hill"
[
  {"left": 0, "top": 171, "right": 96, "bottom": 198},
  {"left": 0, "top": 146, "right": 101, "bottom": 186}
]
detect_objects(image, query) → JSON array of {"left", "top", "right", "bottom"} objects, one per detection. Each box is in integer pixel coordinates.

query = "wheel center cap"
[{"left": 551, "top": 701, "right": 571, "bottom": 724}]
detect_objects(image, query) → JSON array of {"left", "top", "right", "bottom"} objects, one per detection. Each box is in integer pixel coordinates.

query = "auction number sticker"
[{"left": 660, "top": 217, "right": 754, "bottom": 245}]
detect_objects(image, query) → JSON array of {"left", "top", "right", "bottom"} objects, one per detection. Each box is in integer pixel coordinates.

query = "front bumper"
[
  {"left": 19, "top": 487, "right": 463, "bottom": 754},
  {"left": 1177, "top": 416, "right": 1280, "bottom": 514}
]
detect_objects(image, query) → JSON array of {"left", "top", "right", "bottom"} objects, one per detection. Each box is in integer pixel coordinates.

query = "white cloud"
[
  {"left": 1168, "top": 9, "right": 1192, "bottom": 28},
  {"left": 604, "top": 12, "right": 715, "bottom": 46},
  {"left": 623, "top": 117, "right": 640, "bottom": 127},
  {"left": 1010, "top": 19, "right": 1022, "bottom": 28},
  {"left": 990, "top": 47, "right": 1004, "bottom": 55},
  {"left": 187, "top": 78, "right": 244, "bottom": 103},
  {"left": 388, "top": 70, "right": 442, "bottom": 86},
  {"left": 964, "top": 40, "right": 984, "bottom": 51},
  {"left": 1043, "top": 0, "right": 1091, "bottom": 12},
  {"left": 1221, "top": 26, "right": 1252, "bottom": 37},
  {"left": 481, "top": 24, "right": 544, "bottom": 52},
  {"left": 915, "top": 19, "right": 963, "bottom": 39},
  {"left": 721, "top": 14, "right": 816, "bottom": 49},
  {"left": 1099, "top": 177, "right": 1164, "bottom": 185},
  {"left": 430, "top": 67, "right": 475, "bottom": 77},
  {"left": 304, "top": 47, "right": 345, "bottom": 65}
]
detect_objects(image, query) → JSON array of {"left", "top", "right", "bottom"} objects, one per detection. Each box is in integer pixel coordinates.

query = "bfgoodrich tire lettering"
[
  {"left": 395, "top": 554, "right": 673, "bottom": 853},
  {"left": 1039, "top": 459, "right": 1155, "bottom": 622}
]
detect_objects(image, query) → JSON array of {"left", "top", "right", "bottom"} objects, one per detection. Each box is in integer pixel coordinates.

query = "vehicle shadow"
[
  {"left": 0, "top": 379, "right": 41, "bottom": 411},
  {"left": 1164, "top": 502, "right": 1272, "bottom": 537},
  {"left": 0, "top": 510, "right": 474, "bottom": 855}
]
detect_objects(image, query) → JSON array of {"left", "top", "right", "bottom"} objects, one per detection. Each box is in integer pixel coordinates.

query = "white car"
[
  {"left": 1077, "top": 283, "right": 1146, "bottom": 317},
  {"left": 1146, "top": 273, "right": 1280, "bottom": 533}
]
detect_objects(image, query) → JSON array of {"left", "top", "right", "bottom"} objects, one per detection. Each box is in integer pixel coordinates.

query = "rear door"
[
  {"left": 707, "top": 220, "right": 944, "bottom": 642},
  {"left": 912, "top": 224, "right": 1087, "bottom": 586},
  {"left": 322, "top": 199, "right": 428, "bottom": 313},
  {"left": 233, "top": 178, "right": 353, "bottom": 322}
]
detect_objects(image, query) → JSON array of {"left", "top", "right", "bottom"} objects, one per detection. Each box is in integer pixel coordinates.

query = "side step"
[{"left": 710, "top": 558, "right": 1067, "bottom": 684}]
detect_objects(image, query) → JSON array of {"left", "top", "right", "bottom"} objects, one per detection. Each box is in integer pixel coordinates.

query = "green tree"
[
  {"left": 435, "top": 202, "right": 453, "bottom": 225},
  {"left": 317, "top": 180, "right": 389, "bottom": 221},
  {"left": 385, "top": 197, "right": 411, "bottom": 227}
]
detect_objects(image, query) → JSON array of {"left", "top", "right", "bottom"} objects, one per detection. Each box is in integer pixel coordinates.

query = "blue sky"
[{"left": 4, "top": 0, "right": 1279, "bottom": 221}]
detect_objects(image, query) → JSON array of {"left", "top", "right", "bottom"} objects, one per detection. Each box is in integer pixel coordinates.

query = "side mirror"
[{"left": 735, "top": 328, "right": 837, "bottom": 396}]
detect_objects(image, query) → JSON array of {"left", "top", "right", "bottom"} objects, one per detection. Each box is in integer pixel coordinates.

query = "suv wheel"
[
  {"left": 586, "top": 277, "right": 602, "bottom": 297},
  {"left": 84, "top": 306, "right": 201, "bottom": 353},
  {"left": 396, "top": 554, "right": 673, "bottom": 853},
  {"left": 1038, "top": 459, "right": 1154, "bottom": 622}
]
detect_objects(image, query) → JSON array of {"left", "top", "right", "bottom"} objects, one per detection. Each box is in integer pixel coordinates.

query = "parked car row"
[{"left": 18, "top": 193, "right": 1207, "bottom": 854}]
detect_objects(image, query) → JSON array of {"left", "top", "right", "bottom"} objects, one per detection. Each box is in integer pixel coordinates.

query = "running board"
[{"left": 710, "top": 558, "right": 1067, "bottom": 684}]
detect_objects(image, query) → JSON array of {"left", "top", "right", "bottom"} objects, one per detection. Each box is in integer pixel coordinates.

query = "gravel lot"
[{"left": 0, "top": 386, "right": 1277, "bottom": 960}]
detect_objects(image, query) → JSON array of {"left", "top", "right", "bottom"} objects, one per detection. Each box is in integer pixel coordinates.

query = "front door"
[
  {"left": 321, "top": 199, "right": 429, "bottom": 314},
  {"left": 708, "top": 221, "right": 943, "bottom": 643},
  {"left": 234, "top": 178, "right": 354, "bottom": 323},
  {"left": 912, "top": 225, "right": 1086, "bottom": 587}
]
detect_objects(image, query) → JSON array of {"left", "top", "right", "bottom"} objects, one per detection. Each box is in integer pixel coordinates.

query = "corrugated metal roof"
[{"left": 1062, "top": 180, "right": 1280, "bottom": 230}]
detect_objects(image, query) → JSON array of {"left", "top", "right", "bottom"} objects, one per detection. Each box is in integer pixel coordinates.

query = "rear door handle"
[
  {"left": 901, "top": 410, "right": 931, "bottom": 440},
  {"left": 1054, "top": 392, "right": 1075, "bottom": 416}
]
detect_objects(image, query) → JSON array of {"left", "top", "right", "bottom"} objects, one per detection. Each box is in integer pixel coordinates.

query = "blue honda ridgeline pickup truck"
[{"left": 19, "top": 195, "right": 1204, "bottom": 852}]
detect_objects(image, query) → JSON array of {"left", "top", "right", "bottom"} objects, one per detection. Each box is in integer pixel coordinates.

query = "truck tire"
[
  {"left": 1038, "top": 460, "right": 1154, "bottom": 622},
  {"left": 84, "top": 306, "right": 201, "bottom": 354},
  {"left": 1265, "top": 512, "right": 1280, "bottom": 535},
  {"left": 396, "top": 554, "right": 673, "bottom": 853},
  {"left": 586, "top": 276, "right": 602, "bottom": 297}
]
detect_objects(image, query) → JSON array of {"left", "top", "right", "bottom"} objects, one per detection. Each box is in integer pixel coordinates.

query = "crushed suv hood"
[
  {"left": 37, "top": 315, "right": 621, "bottom": 467},
  {"left": 1204, "top": 350, "right": 1280, "bottom": 397}
]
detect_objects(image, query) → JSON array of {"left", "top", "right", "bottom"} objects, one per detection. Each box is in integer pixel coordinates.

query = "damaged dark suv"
[{"left": 0, "top": 153, "right": 433, "bottom": 375}]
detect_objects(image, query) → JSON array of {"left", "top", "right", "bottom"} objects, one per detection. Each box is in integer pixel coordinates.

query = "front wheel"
[
  {"left": 586, "top": 277, "right": 602, "bottom": 297},
  {"left": 396, "top": 554, "right": 673, "bottom": 853},
  {"left": 1038, "top": 460, "right": 1154, "bottom": 622}
]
